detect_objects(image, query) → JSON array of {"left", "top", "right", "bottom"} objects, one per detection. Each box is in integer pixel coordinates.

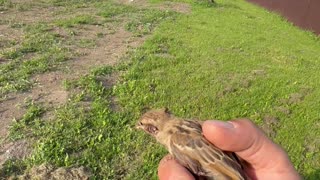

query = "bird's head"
[{"left": 136, "top": 108, "right": 171, "bottom": 137}]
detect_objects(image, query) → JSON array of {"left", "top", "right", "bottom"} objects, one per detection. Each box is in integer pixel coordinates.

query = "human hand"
[{"left": 158, "top": 119, "right": 301, "bottom": 180}]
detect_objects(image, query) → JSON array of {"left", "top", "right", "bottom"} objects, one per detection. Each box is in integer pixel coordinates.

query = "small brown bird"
[{"left": 137, "top": 108, "right": 247, "bottom": 180}]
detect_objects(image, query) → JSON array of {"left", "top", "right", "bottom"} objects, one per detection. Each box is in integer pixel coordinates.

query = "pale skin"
[{"left": 158, "top": 119, "right": 301, "bottom": 180}]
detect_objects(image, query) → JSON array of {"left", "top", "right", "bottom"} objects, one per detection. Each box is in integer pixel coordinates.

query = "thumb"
[
  {"left": 202, "top": 119, "right": 295, "bottom": 171},
  {"left": 158, "top": 155, "right": 195, "bottom": 180}
]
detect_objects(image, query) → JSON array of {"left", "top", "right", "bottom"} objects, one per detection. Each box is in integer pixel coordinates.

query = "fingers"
[
  {"left": 202, "top": 119, "right": 294, "bottom": 170},
  {"left": 158, "top": 154, "right": 195, "bottom": 180}
]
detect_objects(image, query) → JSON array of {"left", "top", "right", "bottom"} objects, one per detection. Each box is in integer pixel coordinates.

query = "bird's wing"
[{"left": 170, "top": 130, "right": 246, "bottom": 180}]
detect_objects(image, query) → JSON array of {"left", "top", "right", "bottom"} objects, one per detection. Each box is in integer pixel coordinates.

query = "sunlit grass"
[{"left": 1, "top": 0, "right": 319, "bottom": 179}]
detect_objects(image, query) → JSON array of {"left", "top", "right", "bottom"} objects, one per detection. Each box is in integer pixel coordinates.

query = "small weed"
[
  {"left": 0, "top": 0, "right": 14, "bottom": 10},
  {"left": 125, "top": 9, "right": 176, "bottom": 36},
  {"left": 77, "top": 38, "right": 96, "bottom": 48},
  {"left": 55, "top": 15, "right": 97, "bottom": 28},
  {"left": 0, "top": 0, "right": 8, "bottom": 5},
  {"left": 9, "top": 102, "right": 45, "bottom": 141},
  {"left": 10, "top": 22, "right": 26, "bottom": 28},
  {"left": 96, "top": 32, "right": 104, "bottom": 38},
  {"left": 97, "top": 3, "right": 137, "bottom": 18},
  {"left": 47, "top": 0, "right": 100, "bottom": 7},
  {"left": 0, "top": 159, "right": 27, "bottom": 178}
]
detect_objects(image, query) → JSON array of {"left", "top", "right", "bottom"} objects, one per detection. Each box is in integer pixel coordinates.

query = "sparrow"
[{"left": 136, "top": 108, "right": 247, "bottom": 180}]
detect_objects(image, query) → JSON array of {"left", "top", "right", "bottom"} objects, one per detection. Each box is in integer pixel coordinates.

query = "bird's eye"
[{"left": 146, "top": 125, "right": 158, "bottom": 134}]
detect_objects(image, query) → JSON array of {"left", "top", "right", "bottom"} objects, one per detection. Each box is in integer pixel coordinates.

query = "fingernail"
[{"left": 205, "top": 120, "right": 235, "bottom": 129}]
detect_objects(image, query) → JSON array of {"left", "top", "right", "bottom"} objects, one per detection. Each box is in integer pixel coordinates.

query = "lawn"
[{"left": 0, "top": 0, "right": 319, "bottom": 179}]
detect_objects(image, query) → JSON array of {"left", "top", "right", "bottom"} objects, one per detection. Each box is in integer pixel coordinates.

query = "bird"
[{"left": 136, "top": 108, "right": 247, "bottom": 180}]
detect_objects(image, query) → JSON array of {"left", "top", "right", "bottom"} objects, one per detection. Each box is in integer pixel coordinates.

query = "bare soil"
[
  {"left": 17, "top": 164, "right": 91, "bottom": 180},
  {"left": 261, "top": 115, "right": 279, "bottom": 138},
  {"left": 0, "top": 140, "right": 30, "bottom": 168}
]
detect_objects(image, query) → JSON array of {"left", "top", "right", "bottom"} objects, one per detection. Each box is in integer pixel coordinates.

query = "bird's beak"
[{"left": 135, "top": 122, "right": 143, "bottom": 130}]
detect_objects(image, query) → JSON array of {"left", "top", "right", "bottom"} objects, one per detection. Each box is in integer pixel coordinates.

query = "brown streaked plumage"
[{"left": 136, "top": 108, "right": 247, "bottom": 180}]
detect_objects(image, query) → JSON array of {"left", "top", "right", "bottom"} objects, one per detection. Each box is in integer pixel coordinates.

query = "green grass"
[
  {"left": 1, "top": 0, "right": 320, "bottom": 179},
  {"left": 5, "top": 66, "right": 162, "bottom": 179},
  {"left": 9, "top": 101, "right": 45, "bottom": 141},
  {"left": 0, "top": 23, "right": 70, "bottom": 96},
  {"left": 0, "top": 0, "right": 13, "bottom": 10},
  {"left": 115, "top": 0, "right": 320, "bottom": 178},
  {"left": 0, "top": 0, "right": 36, "bottom": 11},
  {"left": 125, "top": 10, "right": 176, "bottom": 36},
  {"left": 0, "top": 159, "right": 27, "bottom": 178},
  {"left": 77, "top": 38, "right": 97, "bottom": 48},
  {"left": 0, "top": 0, "right": 175, "bottom": 97},
  {"left": 97, "top": 3, "right": 137, "bottom": 18},
  {"left": 55, "top": 15, "right": 97, "bottom": 28},
  {"left": 46, "top": 0, "right": 101, "bottom": 7}
]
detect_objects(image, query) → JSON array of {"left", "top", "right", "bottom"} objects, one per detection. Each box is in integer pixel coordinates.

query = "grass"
[
  {"left": 1, "top": 0, "right": 320, "bottom": 179},
  {"left": 4, "top": 66, "right": 162, "bottom": 179},
  {"left": 0, "top": 0, "right": 36, "bottom": 11},
  {"left": 0, "top": 0, "right": 13, "bottom": 10},
  {"left": 55, "top": 15, "right": 97, "bottom": 28},
  {"left": 0, "top": 23, "right": 70, "bottom": 96},
  {"left": 9, "top": 101, "right": 45, "bottom": 141},
  {"left": 0, "top": 159, "right": 27, "bottom": 178},
  {"left": 97, "top": 2, "right": 137, "bottom": 18},
  {"left": 0, "top": 0, "right": 175, "bottom": 97},
  {"left": 125, "top": 10, "right": 176, "bottom": 36}
]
